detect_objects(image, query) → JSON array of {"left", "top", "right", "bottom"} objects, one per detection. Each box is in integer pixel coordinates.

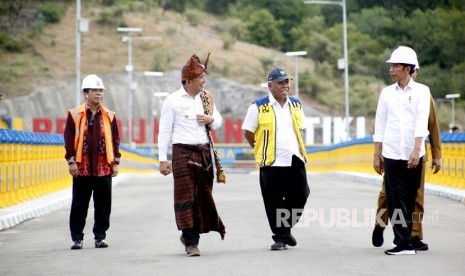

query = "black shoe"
[
  {"left": 372, "top": 225, "right": 385, "bottom": 247},
  {"left": 180, "top": 235, "right": 186, "bottom": 247},
  {"left": 286, "top": 235, "right": 297, "bottom": 247},
  {"left": 270, "top": 242, "right": 288, "bottom": 251},
  {"left": 71, "top": 240, "right": 83, "bottom": 250},
  {"left": 410, "top": 236, "right": 428, "bottom": 251},
  {"left": 384, "top": 244, "right": 416, "bottom": 255},
  {"left": 180, "top": 235, "right": 188, "bottom": 252},
  {"left": 95, "top": 239, "right": 108, "bottom": 248}
]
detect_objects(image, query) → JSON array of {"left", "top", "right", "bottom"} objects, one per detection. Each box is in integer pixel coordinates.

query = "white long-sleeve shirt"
[
  {"left": 373, "top": 79, "right": 430, "bottom": 160},
  {"left": 157, "top": 87, "right": 222, "bottom": 161}
]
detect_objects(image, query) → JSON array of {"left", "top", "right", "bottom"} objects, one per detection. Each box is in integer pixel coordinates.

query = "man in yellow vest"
[
  {"left": 242, "top": 67, "right": 310, "bottom": 251},
  {"left": 64, "top": 74, "right": 121, "bottom": 250}
]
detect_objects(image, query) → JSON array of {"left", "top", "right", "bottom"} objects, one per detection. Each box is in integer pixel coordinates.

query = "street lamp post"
[
  {"left": 76, "top": 0, "right": 81, "bottom": 107},
  {"left": 304, "top": 0, "right": 350, "bottom": 141},
  {"left": 117, "top": 27, "right": 142, "bottom": 146},
  {"left": 445, "top": 93, "right": 461, "bottom": 129},
  {"left": 75, "top": 0, "right": 88, "bottom": 106},
  {"left": 144, "top": 71, "right": 164, "bottom": 154},
  {"left": 117, "top": 28, "right": 161, "bottom": 146},
  {"left": 285, "top": 51, "right": 307, "bottom": 98}
]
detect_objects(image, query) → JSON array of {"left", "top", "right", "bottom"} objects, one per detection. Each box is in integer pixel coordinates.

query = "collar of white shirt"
[{"left": 268, "top": 93, "right": 290, "bottom": 107}]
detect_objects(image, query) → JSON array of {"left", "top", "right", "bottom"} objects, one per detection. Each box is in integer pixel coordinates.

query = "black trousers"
[
  {"left": 70, "top": 175, "right": 112, "bottom": 241},
  {"left": 182, "top": 228, "right": 200, "bottom": 246},
  {"left": 259, "top": 155, "right": 310, "bottom": 243},
  {"left": 384, "top": 157, "right": 422, "bottom": 246}
]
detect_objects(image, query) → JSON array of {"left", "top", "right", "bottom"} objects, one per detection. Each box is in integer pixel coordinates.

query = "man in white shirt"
[
  {"left": 373, "top": 46, "right": 430, "bottom": 255},
  {"left": 158, "top": 53, "right": 225, "bottom": 257},
  {"left": 242, "top": 67, "right": 310, "bottom": 251},
  {"left": 371, "top": 63, "right": 442, "bottom": 252}
]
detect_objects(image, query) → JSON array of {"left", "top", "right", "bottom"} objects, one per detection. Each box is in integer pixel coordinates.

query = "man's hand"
[
  {"left": 408, "top": 137, "right": 423, "bottom": 169},
  {"left": 431, "top": 158, "right": 441, "bottom": 174},
  {"left": 159, "top": 161, "right": 172, "bottom": 176},
  {"left": 373, "top": 154, "right": 384, "bottom": 175},
  {"left": 407, "top": 150, "right": 420, "bottom": 169},
  {"left": 196, "top": 114, "right": 213, "bottom": 125},
  {"left": 112, "top": 164, "right": 119, "bottom": 177},
  {"left": 69, "top": 163, "right": 78, "bottom": 177},
  {"left": 244, "top": 130, "right": 255, "bottom": 148}
]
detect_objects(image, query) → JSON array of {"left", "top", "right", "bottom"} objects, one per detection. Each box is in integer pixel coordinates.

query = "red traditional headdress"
[{"left": 181, "top": 52, "right": 210, "bottom": 81}]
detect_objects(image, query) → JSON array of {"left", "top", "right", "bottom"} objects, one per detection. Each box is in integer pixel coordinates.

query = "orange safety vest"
[{"left": 68, "top": 103, "right": 115, "bottom": 164}]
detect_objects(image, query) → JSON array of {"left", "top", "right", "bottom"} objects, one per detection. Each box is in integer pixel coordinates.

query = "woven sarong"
[{"left": 172, "top": 143, "right": 225, "bottom": 239}]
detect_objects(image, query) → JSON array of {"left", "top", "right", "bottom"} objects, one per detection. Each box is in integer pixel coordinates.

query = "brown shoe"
[{"left": 186, "top": 245, "right": 200, "bottom": 257}]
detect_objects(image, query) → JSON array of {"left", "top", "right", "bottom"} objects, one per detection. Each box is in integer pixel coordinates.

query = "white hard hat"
[
  {"left": 386, "top": 46, "right": 418, "bottom": 67},
  {"left": 81, "top": 74, "right": 105, "bottom": 91}
]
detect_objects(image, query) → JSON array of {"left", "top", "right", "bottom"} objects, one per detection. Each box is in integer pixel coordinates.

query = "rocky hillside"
[
  {"left": 1, "top": 3, "right": 324, "bottom": 134},
  {"left": 2, "top": 3, "right": 315, "bottom": 94},
  {"left": 3, "top": 70, "right": 323, "bottom": 133}
]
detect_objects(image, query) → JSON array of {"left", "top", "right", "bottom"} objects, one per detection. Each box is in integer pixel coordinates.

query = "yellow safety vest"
[{"left": 253, "top": 96, "right": 307, "bottom": 167}]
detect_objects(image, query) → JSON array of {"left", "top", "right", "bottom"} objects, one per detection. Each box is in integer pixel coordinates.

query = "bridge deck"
[{"left": 1, "top": 172, "right": 464, "bottom": 276}]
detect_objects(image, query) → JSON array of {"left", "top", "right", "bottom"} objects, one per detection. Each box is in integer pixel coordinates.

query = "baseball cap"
[{"left": 267, "top": 67, "right": 293, "bottom": 82}]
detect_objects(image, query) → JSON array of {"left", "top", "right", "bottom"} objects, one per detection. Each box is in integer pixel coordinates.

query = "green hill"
[
  {"left": 1, "top": 0, "right": 464, "bottom": 131},
  {"left": 1, "top": 2, "right": 312, "bottom": 98}
]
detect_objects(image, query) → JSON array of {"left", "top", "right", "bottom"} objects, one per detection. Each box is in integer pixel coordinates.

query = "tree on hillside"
[
  {"left": 350, "top": 0, "right": 465, "bottom": 12},
  {"left": 205, "top": 0, "right": 237, "bottom": 14},
  {"left": 161, "top": 0, "right": 205, "bottom": 13},
  {"left": 244, "top": 9, "right": 284, "bottom": 49}
]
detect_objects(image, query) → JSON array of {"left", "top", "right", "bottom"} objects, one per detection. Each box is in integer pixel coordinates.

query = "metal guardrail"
[
  {"left": 307, "top": 133, "right": 465, "bottom": 189},
  {"left": 0, "top": 129, "right": 157, "bottom": 208},
  {"left": 1, "top": 128, "right": 463, "bottom": 208}
]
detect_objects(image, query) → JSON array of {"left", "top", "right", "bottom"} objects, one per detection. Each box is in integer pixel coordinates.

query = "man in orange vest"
[{"left": 64, "top": 74, "right": 121, "bottom": 250}]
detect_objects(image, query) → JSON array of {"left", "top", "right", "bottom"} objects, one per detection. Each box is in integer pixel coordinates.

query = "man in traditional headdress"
[{"left": 158, "top": 53, "right": 226, "bottom": 257}]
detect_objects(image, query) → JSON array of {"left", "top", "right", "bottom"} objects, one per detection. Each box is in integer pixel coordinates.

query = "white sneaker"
[{"left": 385, "top": 244, "right": 416, "bottom": 255}]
